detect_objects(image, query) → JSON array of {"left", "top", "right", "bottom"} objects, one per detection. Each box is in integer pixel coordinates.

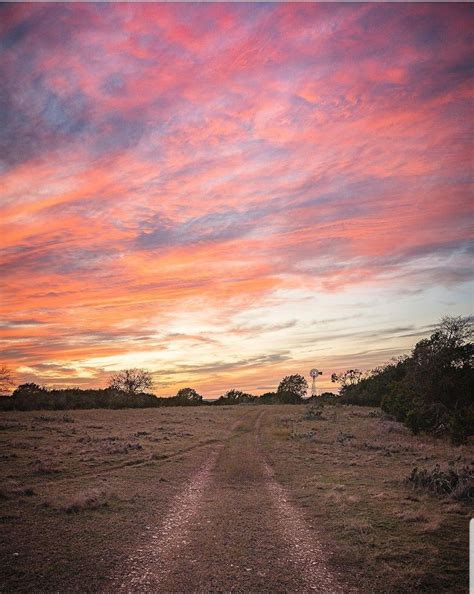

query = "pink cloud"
[{"left": 0, "top": 3, "right": 472, "bottom": 393}]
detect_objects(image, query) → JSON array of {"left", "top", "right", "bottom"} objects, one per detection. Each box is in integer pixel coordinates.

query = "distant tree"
[
  {"left": 310, "top": 391, "right": 339, "bottom": 404},
  {"left": 175, "top": 387, "right": 203, "bottom": 405},
  {"left": 331, "top": 369, "right": 363, "bottom": 389},
  {"left": 108, "top": 369, "right": 153, "bottom": 395},
  {"left": 410, "top": 316, "right": 472, "bottom": 375},
  {"left": 259, "top": 391, "right": 277, "bottom": 404},
  {"left": 12, "top": 382, "right": 46, "bottom": 397},
  {"left": 339, "top": 357, "right": 410, "bottom": 407},
  {"left": 401, "top": 316, "right": 472, "bottom": 409},
  {"left": 400, "top": 315, "right": 473, "bottom": 440},
  {"left": 226, "top": 389, "right": 245, "bottom": 402},
  {"left": 0, "top": 366, "right": 14, "bottom": 395},
  {"left": 277, "top": 374, "right": 308, "bottom": 403},
  {"left": 437, "top": 315, "right": 473, "bottom": 350},
  {"left": 221, "top": 389, "right": 255, "bottom": 404},
  {"left": 0, "top": 383, "right": 161, "bottom": 412},
  {"left": 333, "top": 315, "right": 473, "bottom": 443}
]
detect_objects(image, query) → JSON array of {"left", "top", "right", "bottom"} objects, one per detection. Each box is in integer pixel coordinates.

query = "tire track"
[
  {"left": 256, "top": 412, "right": 342, "bottom": 593},
  {"left": 114, "top": 449, "right": 219, "bottom": 592},
  {"left": 111, "top": 411, "right": 342, "bottom": 593},
  {"left": 31, "top": 436, "right": 223, "bottom": 489},
  {"left": 111, "top": 414, "right": 248, "bottom": 592}
]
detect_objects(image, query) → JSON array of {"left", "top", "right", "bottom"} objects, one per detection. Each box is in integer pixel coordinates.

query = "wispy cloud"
[{"left": 0, "top": 3, "right": 472, "bottom": 394}]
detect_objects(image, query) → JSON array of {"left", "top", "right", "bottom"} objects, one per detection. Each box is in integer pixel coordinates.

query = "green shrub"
[
  {"left": 380, "top": 383, "right": 414, "bottom": 421},
  {"left": 405, "top": 401, "right": 449, "bottom": 435},
  {"left": 449, "top": 405, "right": 474, "bottom": 445}
]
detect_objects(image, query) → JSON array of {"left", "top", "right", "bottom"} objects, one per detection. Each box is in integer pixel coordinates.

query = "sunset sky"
[{"left": 1, "top": 3, "right": 472, "bottom": 397}]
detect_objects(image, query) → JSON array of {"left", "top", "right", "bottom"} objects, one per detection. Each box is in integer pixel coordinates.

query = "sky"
[{"left": 0, "top": 3, "right": 472, "bottom": 397}]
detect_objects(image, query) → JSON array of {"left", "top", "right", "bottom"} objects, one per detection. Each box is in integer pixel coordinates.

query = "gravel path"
[{"left": 113, "top": 410, "right": 341, "bottom": 593}]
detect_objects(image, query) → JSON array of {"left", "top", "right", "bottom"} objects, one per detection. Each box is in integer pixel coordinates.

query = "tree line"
[
  {"left": 0, "top": 315, "right": 471, "bottom": 443},
  {"left": 0, "top": 367, "right": 325, "bottom": 411},
  {"left": 334, "top": 316, "right": 473, "bottom": 444}
]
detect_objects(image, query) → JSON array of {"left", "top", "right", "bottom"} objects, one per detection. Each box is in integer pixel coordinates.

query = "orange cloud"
[{"left": 1, "top": 3, "right": 472, "bottom": 394}]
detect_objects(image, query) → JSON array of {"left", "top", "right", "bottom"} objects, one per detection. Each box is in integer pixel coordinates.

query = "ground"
[{"left": 0, "top": 404, "right": 471, "bottom": 592}]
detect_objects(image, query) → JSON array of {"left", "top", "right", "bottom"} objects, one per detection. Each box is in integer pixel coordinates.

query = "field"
[{"left": 0, "top": 405, "right": 471, "bottom": 592}]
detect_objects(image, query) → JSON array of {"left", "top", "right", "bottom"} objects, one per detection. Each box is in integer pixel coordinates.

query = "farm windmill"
[{"left": 310, "top": 368, "right": 322, "bottom": 397}]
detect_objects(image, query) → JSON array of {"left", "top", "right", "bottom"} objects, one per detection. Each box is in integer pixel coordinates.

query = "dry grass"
[
  {"left": 219, "top": 426, "right": 262, "bottom": 484},
  {"left": 407, "top": 464, "right": 473, "bottom": 501},
  {"left": 0, "top": 406, "right": 246, "bottom": 592},
  {"left": 260, "top": 404, "right": 472, "bottom": 593},
  {"left": 57, "top": 488, "right": 111, "bottom": 514},
  {"left": 0, "top": 404, "right": 470, "bottom": 593}
]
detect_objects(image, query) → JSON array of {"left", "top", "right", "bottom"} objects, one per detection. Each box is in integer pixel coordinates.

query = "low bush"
[
  {"left": 308, "top": 392, "right": 339, "bottom": 405},
  {"left": 1, "top": 386, "right": 164, "bottom": 411},
  {"left": 303, "top": 407, "right": 325, "bottom": 420},
  {"left": 404, "top": 401, "right": 450, "bottom": 435},
  {"left": 60, "top": 488, "right": 110, "bottom": 513},
  {"left": 407, "top": 464, "right": 473, "bottom": 501}
]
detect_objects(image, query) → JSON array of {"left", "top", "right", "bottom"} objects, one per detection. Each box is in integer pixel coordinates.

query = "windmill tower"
[{"left": 310, "top": 368, "right": 322, "bottom": 397}]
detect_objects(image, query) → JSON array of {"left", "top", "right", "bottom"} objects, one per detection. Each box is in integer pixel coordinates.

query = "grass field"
[
  {"left": 0, "top": 407, "right": 241, "bottom": 592},
  {"left": 260, "top": 405, "right": 472, "bottom": 592},
  {"left": 0, "top": 404, "right": 471, "bottom": 592}
]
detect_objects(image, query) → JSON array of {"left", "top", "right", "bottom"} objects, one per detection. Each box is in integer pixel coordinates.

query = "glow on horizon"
[{"left": 0, "top": 3, "right": 472, "bottom": 397}]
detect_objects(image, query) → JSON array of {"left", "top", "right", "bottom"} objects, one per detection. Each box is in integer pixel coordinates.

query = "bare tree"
[
  {"left": 0, "top": 366, "right": 14, "bottom": 395},
  {"left": 108, "top": 368, "right": 153, "bottom": 395},
  {"left": 331, "top": 369, "right": 363, "bottom": 388},
  {"left": 437, "top": 315, "right": 473, "bottom": 349}
]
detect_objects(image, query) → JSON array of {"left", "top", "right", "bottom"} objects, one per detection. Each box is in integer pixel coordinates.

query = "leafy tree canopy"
[{"left": 277, "top": 374, "right": 308, "bottom": 403}]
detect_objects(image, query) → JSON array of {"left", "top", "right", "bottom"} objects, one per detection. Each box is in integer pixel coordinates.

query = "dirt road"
[{"left": 113, "top": 410, "right": 341, "bottom": 593}]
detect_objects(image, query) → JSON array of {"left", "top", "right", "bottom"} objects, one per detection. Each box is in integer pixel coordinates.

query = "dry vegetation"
[
  {"left": 260, "top": 404, "right": 472, "bottom": 593},
  {"left": 0, "top": 404, "right": 471, "bottom": 592},
  {"left": 0, "top": 407, "right": 245, "bottom": 592}
]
